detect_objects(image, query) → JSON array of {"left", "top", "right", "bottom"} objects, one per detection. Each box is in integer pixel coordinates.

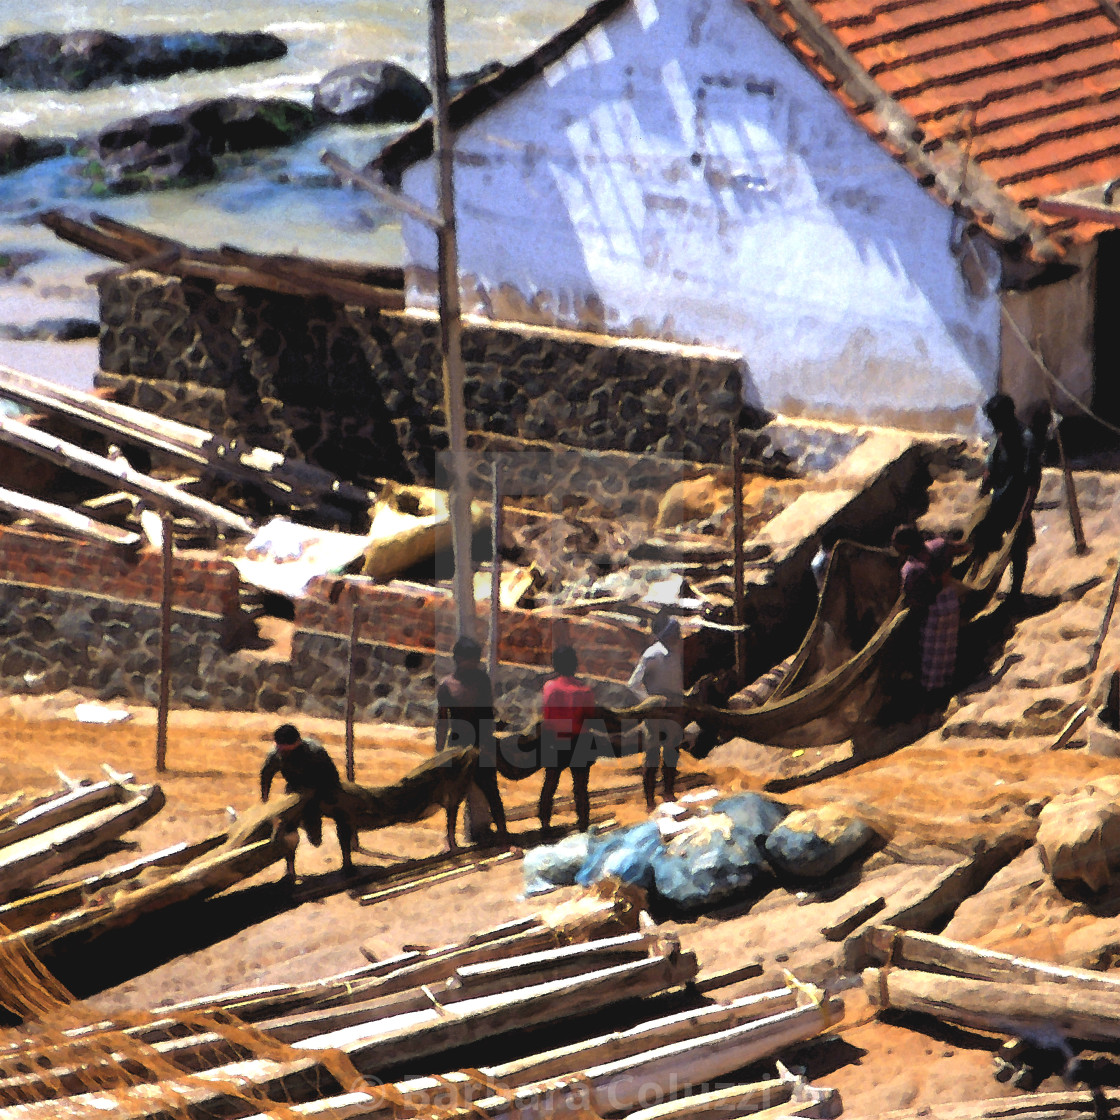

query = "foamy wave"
[{"left": 265, "top": 21, "right": 349, "bottom": 34}]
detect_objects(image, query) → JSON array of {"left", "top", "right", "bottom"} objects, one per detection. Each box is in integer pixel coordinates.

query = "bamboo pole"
[
  {"left": 1088, "top": 548, "right": 1120, "bottom": 674},
  {"left": 732, "top": 424, "right": 747, "bottom": 683},
  {"left": 489, "top": 461, "right": 502, "bottom": 681},
  {"left": 430, "top": 0, "right": 476, "bottom": 643},
  {"left": 355, "top": 850, "right": 516, "bottom": 905},
  {"left": 1047, "top": 391, "right": 1087, "bottom": 555},
  {"left": 0, "top": 414, "right": 254, "bottom": 535},
  {"left": 156, "top": 511, "right": 173, "bottom": 773},
  {"left": 345, "top": 606, "right": 360, "bottom": 782},
  {"left": 0, "top": 485, "right": 140, "bottom": 546}
]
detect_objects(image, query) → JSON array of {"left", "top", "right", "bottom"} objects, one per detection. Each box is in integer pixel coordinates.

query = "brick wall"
[{"left": 0, "top": 527, "right": 240, "bottom": 617}]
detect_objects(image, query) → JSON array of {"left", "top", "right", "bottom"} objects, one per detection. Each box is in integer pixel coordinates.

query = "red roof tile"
[{"left": 745, "top": 0, "right": 1120, "bottom": 249}]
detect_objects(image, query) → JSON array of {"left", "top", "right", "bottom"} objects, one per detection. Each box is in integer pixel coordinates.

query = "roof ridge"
[
  {"left": 744, "top": 0, "right": 1059, "bottom": 256},
  {"left": 372, "top": 0, "right": 629, "bottom": 183}
]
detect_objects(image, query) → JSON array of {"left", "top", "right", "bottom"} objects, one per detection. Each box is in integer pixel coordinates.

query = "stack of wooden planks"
[
  {"left": 0, "top": 911, "right": 844, "bottom": 1119},
  {"left": 0, "top": 770, "right": 164, "bottom": 905}
]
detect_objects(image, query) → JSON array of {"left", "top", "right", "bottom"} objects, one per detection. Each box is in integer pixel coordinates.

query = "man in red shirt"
[{"left": 539, "top": 645, "right": 597, "bottom": 832}]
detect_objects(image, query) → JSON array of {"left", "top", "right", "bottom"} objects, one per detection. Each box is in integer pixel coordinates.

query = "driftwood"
[
  {"left": 0, "top": 414, "right": 254, "bottom": 536},
  {"left": 862, "top": 927, "right": 1120, "bottom": 994},
  {"left": 0, "top": 484, "right": 140, "bottom": 545},
  {"left": 864, "top": 965, "right": 1120, "bottom": 1044},
  {"left": 42, "top": 210, "right": 405, "bottom": 312}
]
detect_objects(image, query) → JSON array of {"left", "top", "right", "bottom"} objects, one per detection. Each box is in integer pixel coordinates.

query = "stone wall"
[{"left": 97, "top": 271, "right": 746, "bottom": 485}]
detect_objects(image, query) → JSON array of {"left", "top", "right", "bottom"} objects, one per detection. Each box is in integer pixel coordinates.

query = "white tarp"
[{"left": 232, "top": 518, "right": 374, "bottom": 599}]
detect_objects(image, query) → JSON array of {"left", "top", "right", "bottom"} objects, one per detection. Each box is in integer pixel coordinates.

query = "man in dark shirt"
[
  {"left": 260, "top": 723, "right": 354, "bottom": 880},
  {"left": 436, "top": 637, "right": 508, "bottom": 846}
]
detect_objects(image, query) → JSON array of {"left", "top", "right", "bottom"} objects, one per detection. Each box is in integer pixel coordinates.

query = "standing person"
[
  {"left": 628, "top": 614, "right": 685, "bottom": 812},
  {"left": 539, "top": 645, "right": 598, "bottom": 833},
  {"left": 969, "top": 393, "right": 1029, "bottom": 571},
  {"left": 436, "top": 636, "right": 508, "bottom": 847},
  {"left": 1008, "top": 402, "right": 1051, "bottom": 605},
  {"left": 917, "top": 539, "right": 963, "bottom": 709},
  {"left": 260, "top": 723, "right": 353, "bottom": 881}
]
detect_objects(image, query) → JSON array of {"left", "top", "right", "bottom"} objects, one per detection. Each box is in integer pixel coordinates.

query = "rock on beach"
[{"left": 0, "top": 29, "right": 287, "bottom": 93}]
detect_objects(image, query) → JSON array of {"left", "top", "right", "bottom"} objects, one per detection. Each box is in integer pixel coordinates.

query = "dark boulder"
[
  {"left": 0, "top": 29, "right": 286, "bottom": 92},
  {"left": 448, "top": 60, "right": 503, "bottom": 98},
  {"left": 188, "top": 97, "right": 316, "bottom": 154},
  {"left": 0, "top": 130, "right": 67, "bottom": 175},
  {"left": 94, "top": 97, "right": 315, "bottom": 191},
  {"left": 313, "top": 61, "right": 431, "bottom": 124}
]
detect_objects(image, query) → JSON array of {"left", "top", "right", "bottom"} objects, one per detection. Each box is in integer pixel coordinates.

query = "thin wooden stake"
[
  {"left": 344, "top": 605, "right": 360, "bottom": 782},
  {"left": 731, "top": 425, "right": 747, "bottom": 684},
  {"left": 1047, "top": 390, "right": 1087, "bottom": 555},
  {"left": 489, "top": 462, "right": 502, "bottom": 682},
  {"left": 156, "top": 511, "right": 173, "bottom": 773},
  {"left": 1089, "top": 550, "right": 1120, "bottom": 675},
  {"left": 430, "top": 0, "right": 476, "bottom": 643}
]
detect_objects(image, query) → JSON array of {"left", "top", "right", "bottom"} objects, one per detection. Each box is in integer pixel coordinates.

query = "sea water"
[{"left": 0, "top": 0, "right": 585, "bottom": 334}]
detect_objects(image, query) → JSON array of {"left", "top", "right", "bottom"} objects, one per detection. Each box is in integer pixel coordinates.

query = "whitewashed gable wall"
[{"left": 401, "top": 0, "right": 1003, "bottom": 431}]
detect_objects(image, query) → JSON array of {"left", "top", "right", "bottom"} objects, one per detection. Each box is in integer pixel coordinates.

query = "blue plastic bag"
[
  {"left": 522, "top": 832, "right": 595, "bottom": 896},
  {"left": 575, "top": 821, "right": 662, "bottom": 890}
]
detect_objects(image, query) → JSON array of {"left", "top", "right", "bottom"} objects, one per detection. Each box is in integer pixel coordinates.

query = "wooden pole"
[
  {"left": 1047, "top": 392, "right": 1087, "bottom": 555},
  {"left": 489, "top": 462, "right": 502, "bottom": 682},
  {"left": 156, "top": 511, "right": 173, "bottom": 773},
  {"left": 1088, "top": 548, "right": 1120, "bottom": 674},
  {"left": 731, "top": 425, "right": 747, "bottom": 683},
  {"left": 344, "top": 605, "right": 360, "bottom": 782},
  {"left": 430, "top": 0, "right": 476, "bottom": 643}
]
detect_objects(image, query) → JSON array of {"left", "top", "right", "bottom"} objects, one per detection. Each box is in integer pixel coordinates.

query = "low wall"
[
  {"left": 0, "top": 526, "right": 641, "bottom": 727},
  {"left": 97, "top": 271, "right": 746, "bottom": 484}
]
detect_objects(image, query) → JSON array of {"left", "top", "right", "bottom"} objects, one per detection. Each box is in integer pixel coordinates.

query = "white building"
[{"left": 375, "top": 0, "right": 1120, "bottom": 432}]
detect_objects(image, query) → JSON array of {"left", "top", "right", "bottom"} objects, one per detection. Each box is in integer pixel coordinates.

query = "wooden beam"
[
  {"left": 862, "top": 927, "right": 1120, "bottom": 993},
  {"left": 0, "top": 414, "right": 254, "bottom": 536},
  {"left": 865, "top": 965, "right": 1120, "bottom": 1045}
]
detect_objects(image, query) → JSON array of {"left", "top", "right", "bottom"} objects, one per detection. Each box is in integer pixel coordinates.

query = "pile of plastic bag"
[{"left": 523, "top": 789, "right": 877, "bottom": 910}]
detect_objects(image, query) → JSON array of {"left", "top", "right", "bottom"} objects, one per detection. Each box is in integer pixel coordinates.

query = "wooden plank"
[
  {"left": 0, "top": 414, "right": 254, "bottom": 536},
  {"left": 0, "top": 953, "right": 699, "bottom": 1116}
]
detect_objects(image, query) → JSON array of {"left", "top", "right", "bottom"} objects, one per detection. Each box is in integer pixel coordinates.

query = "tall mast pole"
[{"left": 430, "top": 0, "right": 476, "bottom": 641}]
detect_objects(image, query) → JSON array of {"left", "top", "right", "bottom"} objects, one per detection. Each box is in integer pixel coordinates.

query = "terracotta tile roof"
[{"left": 745, "top": 0, "right": 1120, "bottom": 252}]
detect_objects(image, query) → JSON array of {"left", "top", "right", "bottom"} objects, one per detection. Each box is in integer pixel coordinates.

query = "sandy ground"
[{"left": 0, "top": 460, "right": 1119, "bottom": 1116}]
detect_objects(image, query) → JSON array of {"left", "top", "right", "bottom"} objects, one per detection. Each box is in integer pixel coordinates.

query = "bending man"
[{"left": 260, "top": 723, "right": 354, "bottom": 880}]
